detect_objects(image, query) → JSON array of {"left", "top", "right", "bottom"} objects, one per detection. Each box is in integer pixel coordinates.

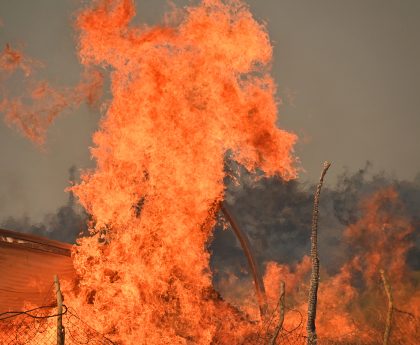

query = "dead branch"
[
  {"left": 306, "top": 161, "right": 331, "bottom": 345},
  {"left": 380, "top": 269, "right": 393, "bottom": 345},
  {"left": 269, "top": 281, "right": 285, "bottom": 345}
]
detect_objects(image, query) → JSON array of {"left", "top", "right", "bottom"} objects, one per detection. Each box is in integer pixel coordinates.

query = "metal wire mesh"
[
  {"left": 0, "top": 305, "right": 115, "bottom": 345},
  {"left": 0, "top": 305, "right": 58, "bottom": 345},
  {"left": 63, "top": 308, "right": 115, "bottom": 345},
  {"left": 0, "top": 302, "right": 418, "bottom": 344},
  {"left": 257, "top": 303, "right": 419, "bottom": 345}
]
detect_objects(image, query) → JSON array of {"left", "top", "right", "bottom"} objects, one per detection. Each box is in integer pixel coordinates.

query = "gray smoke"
[
  {"left": 2, "top": 161, "right": 418, "bottom": 274},
  {"left": 210, "top": 161, "right": 420, "bottom": 287},
  {"left": 1, "top": 166, "right": 88, "bottom": 243}
]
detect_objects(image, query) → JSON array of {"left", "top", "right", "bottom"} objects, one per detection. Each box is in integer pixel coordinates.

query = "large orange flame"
[
  {"left": 3, "top": 1, "right": 417, "bottom": 344},
  {"left": 65, "top": 0, "right": 297, "bottom": 343}
]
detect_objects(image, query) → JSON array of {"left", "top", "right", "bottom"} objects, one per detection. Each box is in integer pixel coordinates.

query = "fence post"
[{"left": 54, "top": 275, "right": 65, "bottom": 345}]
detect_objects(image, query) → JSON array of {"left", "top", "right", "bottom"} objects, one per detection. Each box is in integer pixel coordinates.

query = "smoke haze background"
[
  {"left": 0, "top": 0, "right": 419, "bottom": 271},
  {"left": 211, "top": 163, "right": 420, "bottom": 288}
]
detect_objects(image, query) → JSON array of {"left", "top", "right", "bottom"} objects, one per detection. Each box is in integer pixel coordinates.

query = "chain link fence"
[
  {"left": 254, "top": 304, "right": 419, "bottom": 345},
  {"left": 0, "top": 304, "right": 115, "bottom": 345},
  {"left": 1, "top": 299, "right": 418, "bottom": 344}
]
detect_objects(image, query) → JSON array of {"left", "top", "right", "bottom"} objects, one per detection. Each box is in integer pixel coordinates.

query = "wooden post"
[
  {"left": 221, "top": 202, "right": 268, "bottom": 319},
  {"left": 307, "top": 162, "right": 331, "bottom": 345},
  {"left": 54, "top": 275, "right": 65, "bottom": 345},
  {"left": 380, "top": 269, "right": 393, "bottom": 345}
]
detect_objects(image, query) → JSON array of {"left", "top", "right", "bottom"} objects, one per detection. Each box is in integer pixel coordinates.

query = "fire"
[
  {"left": 261, "top": 187, "right": 420, "bottom": 344},
  {"left": 0, "top": 44, "right": 103, "bottom": 146},
  {"left": 65, "top": 0, "right": 296, "bottom": 343},
  {"left": 0, "top": 44, "right": 37, "bottom": 76},
  {"left": 2, "top": 1, "right": 418, "bottom": 344}
]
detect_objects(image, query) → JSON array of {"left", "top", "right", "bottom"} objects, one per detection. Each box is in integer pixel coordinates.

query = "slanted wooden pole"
[
  {"left": 221, "top": 202, "right": 268, "bottom": 319},
  {"left": 54, "top": 275, "right": 65, "bottom": 345},
  {"left": 306, "top": 162, "right": 331, "bottom": 345},
  {"left": 269, "top": 280, "right": 285, "bottom": 345},
  {"left": 380, "top": 269, "right": 393, "bottom": 345}
]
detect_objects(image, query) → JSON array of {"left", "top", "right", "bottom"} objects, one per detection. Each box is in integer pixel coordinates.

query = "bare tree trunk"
[
  {"left": 306, "top": 162, "right": 331, "bottom": 345},
  {"left": 54, "top": 275, "right": 65, "bottom": 345},
  {"left": 380, "top": 269, "right": 393, "bottom": 345},
  {"left": 269, "top": 281, "right": 285, "bottom": 345}
]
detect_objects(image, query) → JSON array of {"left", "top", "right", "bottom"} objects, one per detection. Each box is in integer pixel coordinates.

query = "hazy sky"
[{"left": 0, "top": 0, "right": 419, "bottom": 223}]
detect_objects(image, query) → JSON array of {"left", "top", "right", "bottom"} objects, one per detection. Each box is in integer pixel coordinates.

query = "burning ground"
[
  {"left": 0, "top": 0, "right": 419, "bottom": 344},
  {"left": 214, "top": 164, "right": 420, "bottom": 343}
]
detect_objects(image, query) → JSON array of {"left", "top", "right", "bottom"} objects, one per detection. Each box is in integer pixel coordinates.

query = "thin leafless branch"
[
  {"left": 306, "top": 161, "right": 331, "bottom": 345},
  {"left": 269, "top": 281, "right": 285, "bottom": 345},
  {"left": 380, "top": 269, "right": 393, "bottom": 345}
]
